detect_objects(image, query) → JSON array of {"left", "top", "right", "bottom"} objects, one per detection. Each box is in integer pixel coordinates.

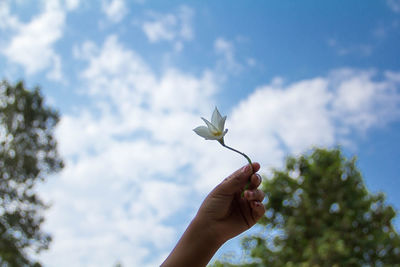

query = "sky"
[{"left": 1, "top": 0, "right": 400, "bottom": 266}]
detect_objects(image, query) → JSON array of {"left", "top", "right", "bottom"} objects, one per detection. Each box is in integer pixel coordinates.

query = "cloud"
[
  {"left": 330, "top": 69, "right": 400, "bottom": 130},
  {"left": 387, "top": 0, "right": 400, "bottom": 13},
  {"left": 214, "top": 37, "right": 242, "bottom": 73},
  {"left": 65, "top": 0, "right": 80, "bottom": 10},
  {"left": 0, "top": 1, "right": 67, "bottom": 80},
  {"left": 228, "top": 69, "right": 400, "bottom": 159},
  {"left": 327, "top": 38, "right": 373, "bottom": 57},
  {"left": 0, "top": 1, "right": 21, "bottom": 30},
  {"left": 40, "top": 34, "right": 400, "bottom": 266},
  {"left": 42, "top": 35, "right": 219, "bottom": 266},
  {"left": 140, "top": 6, "right": 194, "bottom": 51},
  {"left": 102, "top": 0, "right": 128, "bottom": 23}
]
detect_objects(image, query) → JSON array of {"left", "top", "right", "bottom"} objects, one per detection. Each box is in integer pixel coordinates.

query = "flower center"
[{"left": 211, "top": 130, "right": 221, "bottom": 136}]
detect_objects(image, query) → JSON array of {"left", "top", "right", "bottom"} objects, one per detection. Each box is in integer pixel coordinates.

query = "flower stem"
[
  {"left": 220, "top": 143, "right": 254, "bottom": 174},
  {"left": 219, "top": 142, "right": 253, "bottom": 197}
]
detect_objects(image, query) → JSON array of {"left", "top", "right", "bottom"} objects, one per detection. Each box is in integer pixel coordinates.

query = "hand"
[
  {"left": 161, "top": 163, "right": 265, "bottom": 267},
  {"left": 195, "top": 162, "right": 265, "bottom": 244}
]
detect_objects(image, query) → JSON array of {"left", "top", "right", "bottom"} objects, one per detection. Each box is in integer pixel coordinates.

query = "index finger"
[
  {"left": 216, "top": 162, "right": 260, "bottom": 195},
  {"left": 248, "top": 173, "right": 262, "bottom": 190}
]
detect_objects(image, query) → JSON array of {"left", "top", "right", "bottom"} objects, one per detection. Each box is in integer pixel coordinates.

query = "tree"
[
  {"left": 0, "top": 80, "right": 63, "bottom": 266},
  {"left": 212, "top": 148, "right": 400, "bottom": 267}
]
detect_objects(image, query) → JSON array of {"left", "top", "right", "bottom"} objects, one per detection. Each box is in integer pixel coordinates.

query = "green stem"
[
  {"left": 220, "top": 142, "right": 254, "bottom": 173},
  {"left": 220, "top": 142, "right": 253, "bottom": 197}
]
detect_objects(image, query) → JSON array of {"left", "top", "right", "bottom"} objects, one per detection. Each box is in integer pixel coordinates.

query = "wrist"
[
  {"left": 161, "top": 216, "right": 224, "bottom": 267},
  {"left": 190, "top": 215, "right": 225, "bottom": 249}
]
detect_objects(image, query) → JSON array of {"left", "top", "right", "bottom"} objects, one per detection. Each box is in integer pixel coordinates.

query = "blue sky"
[{"left": 1, "top": 0, "right": 400, "bottom": 266}]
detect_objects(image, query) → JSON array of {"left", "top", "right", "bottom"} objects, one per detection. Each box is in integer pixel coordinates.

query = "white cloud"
[
  {"left": 40, "top": 34, "right": 400, "bottom": 266},
  {"left": 0, "top": 1, "right": 21, "bottom": 30},
  {"left": 141, "top": 6, "right": 194, "bottom": 50},
  {"left": 102, "top": 0, "right": 128, "bottom": 23},
  {"left": 65, "top": 0, "right": 80, "bottom": 10},
  {"left": 143, "top": 15, "right": 175, "bottom": 42},
  {"left": 327, "top": 38, "right": 373, "bottom": 57},
  {"left": 215, "top": 38, "right": 232, "bottom": 54},
  {"left": 232, "top": 78, "right": 333, "bottom": 154},
  {"left": 2, "top": 2, "right": 398, "bottom": 266},
  {"left": 191, "top": 69, "right": 400, "bottom": 192},
  {"left": 80, "top": 35, "right": 156, "bottom": 100},
  {"left": 330, "top": 69, "right": 400, "bottom": 130},
  {"left": 387, "top": 0, "right": 400, "bottom": 13},
  {"left": 385, "top": 70, "right": 400, "bottom": 82},
  {"left": 42, "top": 35, "right": 219, "bottom": 266},
  {"left": 229, "top": 69, "right": 400, "bottom": 159},
  {"left": 1, "top": 1, "right": 66, "bottom": 80},
  {"left": 214, "top": 37, "right": 242, "bottom": 73},
  {"left": 178, "top": 6, "right": 194, "bottom": 40},
  {"left": 72, "top": 40, "right": 98, "bottom": 60},
  {"left": 246, "top": 57, "right": 256, "bottom": 67}
]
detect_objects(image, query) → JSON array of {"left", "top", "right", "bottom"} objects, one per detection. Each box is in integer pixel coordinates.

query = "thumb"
[{"left": 216, "top": 163, "right": 260, "bottom": 195}]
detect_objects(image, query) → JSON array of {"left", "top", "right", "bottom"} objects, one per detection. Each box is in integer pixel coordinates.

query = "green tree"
[
  {"left": 212, "top": 148, "right": 400, "bottom": 267},
  {"left": 0, "top": 80, "right": 63, "bottom": 266}
]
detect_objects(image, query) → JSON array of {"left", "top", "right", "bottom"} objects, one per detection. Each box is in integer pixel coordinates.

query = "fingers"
[
  {"left": 248, "top": 173, "right": 262, "bottom": 190},
  {"left": 244, "top": 189, "right": 265, "bottom": 202},
  {"left": 245, "top": 183, "right": 266, "bottom": 223},
  {"left": 217, "top": 163, "right": 260, "bottom": 194},
  {"left": 250, "top": 201, "right": 265, "bottom": 221}
]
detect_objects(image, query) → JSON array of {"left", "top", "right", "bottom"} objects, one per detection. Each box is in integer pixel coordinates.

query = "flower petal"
[
  {"left": 193, "top": 126, "right": 215, "bottom": 140},
  {"left": 201, "top": 117, "right": 219, "bottom": 134},
  {"left": 211, "top": 107, "right": 223, "bottom": 130},
  {"left": 218, "top": 115, "right": 227, "bottom": 132}
]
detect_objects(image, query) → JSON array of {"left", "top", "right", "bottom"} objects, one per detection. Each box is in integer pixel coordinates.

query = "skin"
[{"left": 161, "top": 162, "right": 265, "bottom": 267}]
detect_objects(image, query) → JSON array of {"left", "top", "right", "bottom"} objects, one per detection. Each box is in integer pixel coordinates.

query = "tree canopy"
[
  {"left": 0, "top": 80, "right": 63, "bottom": 266},
  {"left": 212, "top": 148, "right": 400, "bottom": 267}
]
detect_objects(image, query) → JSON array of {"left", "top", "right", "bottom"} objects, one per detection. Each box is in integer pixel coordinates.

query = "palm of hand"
[
  {"left": 197, "top": 165, "right": 265, "bottom": 243},
  {"left": 202, "top": 191, "right": 257, "bottom": 242}
]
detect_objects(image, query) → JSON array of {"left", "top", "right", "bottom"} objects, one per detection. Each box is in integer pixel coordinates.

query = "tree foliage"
[
  {"left": 213, "top": 148, "right": 400, "bottom": 267},
  {"left": 0, "top": 80, "right": 63, "bottom": 266}
]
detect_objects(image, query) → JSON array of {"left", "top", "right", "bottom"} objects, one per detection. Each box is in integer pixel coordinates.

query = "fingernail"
[
  {"left": 256, "top": 174, "right": 262, "bottom": 183},
  {"left": 242, "top": 164, "right": 250, "bottom": 173}
]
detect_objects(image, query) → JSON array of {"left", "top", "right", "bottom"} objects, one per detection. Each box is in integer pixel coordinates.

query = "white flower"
[
  {"left": 193, "top": 107, "right": 253, "bottom": 183},
  {"left": 193, "top": 107, "right": 228, "bottom": 141}
]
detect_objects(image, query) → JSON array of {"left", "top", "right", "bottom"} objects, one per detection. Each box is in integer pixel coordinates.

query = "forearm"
[{"left": 161, "top": 216, "right": 223, "bottom": 267}]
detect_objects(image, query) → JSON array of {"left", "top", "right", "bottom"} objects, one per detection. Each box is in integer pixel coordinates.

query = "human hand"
[
  {"left": 161, "top": 163, "right": 265, "bottom": 267},
  {"left": 195, "top": 162, "right": 265, "bottom": 244}
]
